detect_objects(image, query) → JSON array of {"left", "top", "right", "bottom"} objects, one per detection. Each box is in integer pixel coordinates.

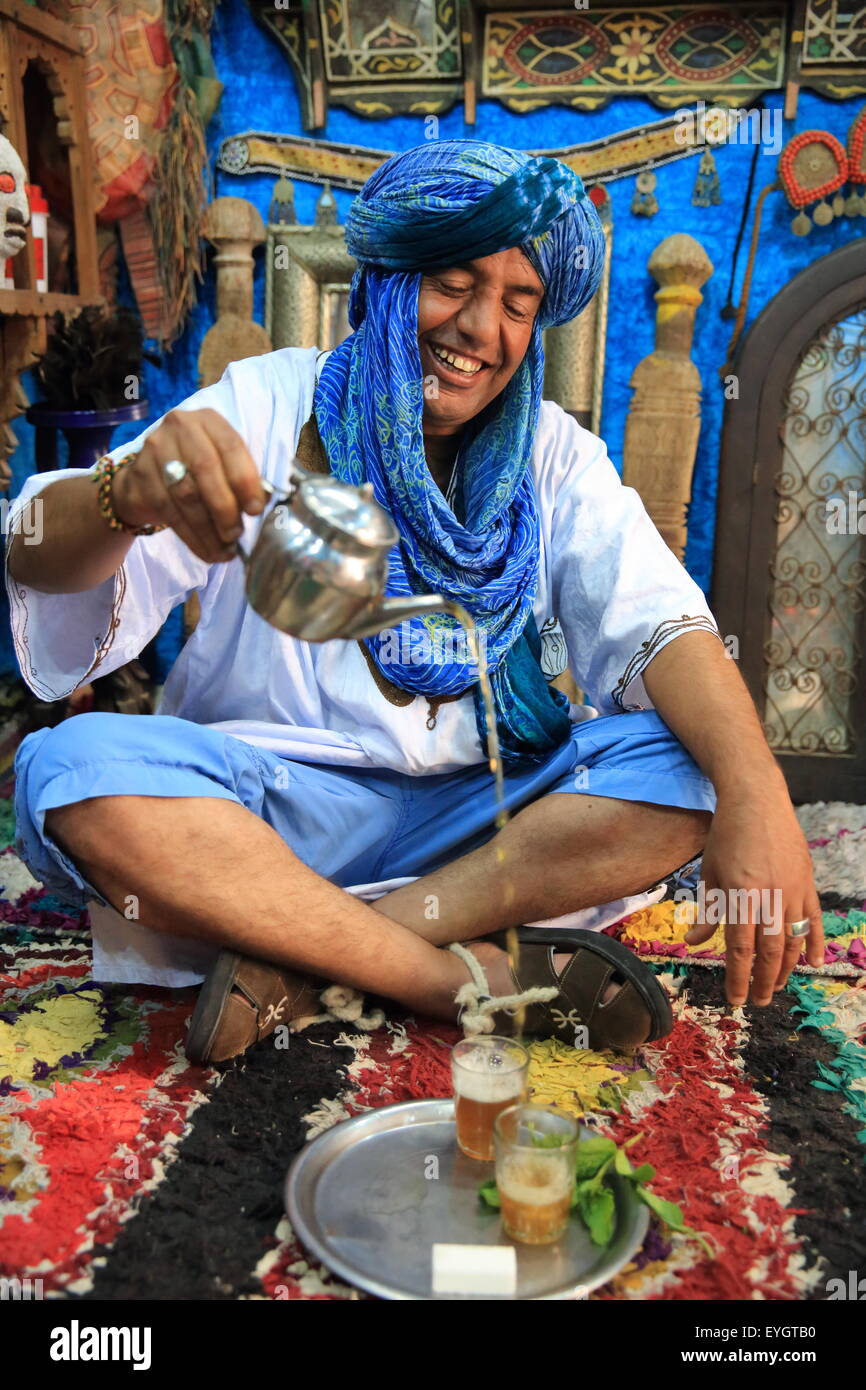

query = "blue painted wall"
[{"left": 4, "top": 0, "right": 864, "bottom": 675}]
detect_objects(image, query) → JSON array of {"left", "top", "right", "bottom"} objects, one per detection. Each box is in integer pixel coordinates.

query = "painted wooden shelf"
[{"left": 0, "top": 289, "right": 105, "bottom": 317}]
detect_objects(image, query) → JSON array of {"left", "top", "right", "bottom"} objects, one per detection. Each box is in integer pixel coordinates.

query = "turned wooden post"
[
  {"left": 0, "top": 316, "right": 46, "bottom": 489},
  {"left": 197, "top": 196, "right": 272, "bottom": 389},
  {"left": 189, "top": 198, "right": 272, "bottom": 637},
  {"left": 622, "top": 233, "right": 713, "bottom": 559}
]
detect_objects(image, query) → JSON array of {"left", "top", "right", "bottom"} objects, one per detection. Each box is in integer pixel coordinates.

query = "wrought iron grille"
[{"left": 763, "top": 305, "right": 866, "bottom": 755}]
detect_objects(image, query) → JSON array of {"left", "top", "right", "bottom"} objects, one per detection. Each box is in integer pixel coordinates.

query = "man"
[{"left": 7, "top": 141, "right": 822, "bottom": 1065}]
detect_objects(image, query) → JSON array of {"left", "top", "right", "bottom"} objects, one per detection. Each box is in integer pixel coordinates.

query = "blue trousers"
[{"left": 15, "top": 709, "right": 715, "bottom": 911}]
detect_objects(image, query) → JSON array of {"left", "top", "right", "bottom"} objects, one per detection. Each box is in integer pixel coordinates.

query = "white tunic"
[{"left": 6, "top": 345, "right": 717, "bottom": 775}]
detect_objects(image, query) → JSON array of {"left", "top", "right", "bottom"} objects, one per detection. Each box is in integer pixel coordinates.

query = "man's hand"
[
  {"left": 684, "top": 787, "right": 824, "bottom": 1005},
  {"left": 643, "top": 629, "right": 826, "bottom": 1008},
  {"left": 112, "top": 407, "right": 267, "bottom": 563}
]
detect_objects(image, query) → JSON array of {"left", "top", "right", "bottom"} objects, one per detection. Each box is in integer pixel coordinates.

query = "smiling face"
[
  {"left": 0, "top": 134, "right": 30, "bottom": 261},
  {"left": 417, "top": 247, "right": 543, "bottom": 438}
]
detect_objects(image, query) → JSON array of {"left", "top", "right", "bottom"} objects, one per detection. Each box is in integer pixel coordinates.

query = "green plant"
[
  {"left": 480, "top": 1133, "right": 713, "bottom": 1256},
  {"left": 34, "top": 306, "right": 160, "bottom": 411}
]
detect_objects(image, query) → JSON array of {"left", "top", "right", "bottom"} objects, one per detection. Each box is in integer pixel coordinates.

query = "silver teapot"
[{"left": 237, "top": 467, "right": 452, "bottom": 641}]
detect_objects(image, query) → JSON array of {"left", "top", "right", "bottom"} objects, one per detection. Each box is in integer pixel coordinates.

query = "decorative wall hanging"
[
  {"left": 783, "top": 0, "right": 866, "bottom": 116},
  {"left": 482, "top": 5, "right": 786, "bottom": 112},
  {"left": 846, "top": 104, "right": 866, "bottom": 215},
  {"left": 34, "top": 0, "right": 174, "bottom": 338},
  {"left": 778, "top": 128, "right": 849, "bottom": 232},
  {"left": 246, "top": 0, "right": 465, "bottom": 128},
  {"left": 801, "top": 0, "right": 866, "bottom": 95},
  {"left": 631, "top": 170, "right": 659, "bottom": 216},
  {"left": 691, "top": 149, "right": 722, "bottom": 205},
  {"left": 149, "top": 0, "right": 223, "bottom": 345},
  {"left": 622, "top": 233, "right": 714, "bottom": 560},
  {"left": 244, "top": 2, "right": 866, "bottom": 128},
  {"left": 721, "top": 104, "right": 866, "bottom": 372},
  {"left": 38, "top": 1, "right": 174, "bottom": 225},
  {"left": 37, "top": 0, "right": 222, "bottom": 347},
  {"left": 218, "top": 106, "right": 736, "bottom": 192}
]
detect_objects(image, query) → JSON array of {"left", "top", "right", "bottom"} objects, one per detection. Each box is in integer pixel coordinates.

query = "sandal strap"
[{"left": 448, "top": 942, "right": 558, "bottom": 1036}]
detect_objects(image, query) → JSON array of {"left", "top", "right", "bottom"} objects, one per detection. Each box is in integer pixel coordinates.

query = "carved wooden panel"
[
  {"left": 0, "top": 0, "right": 99, "bottom": 300},
  {"left": 483, "top": 5, "right": 787, "bottom": 112},
  {"left": 0, "top": 1, "right": 102, "bottom": 481}
]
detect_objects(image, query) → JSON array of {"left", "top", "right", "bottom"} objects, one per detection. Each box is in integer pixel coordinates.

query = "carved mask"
[{"left": 0, "top": 133, "right": 30, "bottom": 261}]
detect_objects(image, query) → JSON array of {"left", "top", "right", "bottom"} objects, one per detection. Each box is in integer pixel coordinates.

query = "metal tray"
[{"left": 285, "top": 1098, "right": 648, "bottom": 1300}]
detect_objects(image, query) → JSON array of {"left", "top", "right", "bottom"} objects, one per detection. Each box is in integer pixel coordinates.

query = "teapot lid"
[{"left": 298, "top": 476, "right": 398, "bottom": 550}]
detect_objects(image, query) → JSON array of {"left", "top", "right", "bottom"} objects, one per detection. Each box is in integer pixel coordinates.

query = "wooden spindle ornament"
[{"left": 621, "top": 233, "right": 713, "bottom": 560}]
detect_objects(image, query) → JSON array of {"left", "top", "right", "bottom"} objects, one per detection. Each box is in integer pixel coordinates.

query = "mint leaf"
[
  {"left": 630, "top": 1163, "right": 656, "bottom": 1184},
  {"left": 478, "top": 1179, "right": 501, "bottom": 1210},
  {"left": 574, "top": 1137, "right": 616, "bottom": 1180},
  {"left": 525, "top": 1120, "right": 571, "bottom": 1148},
  {"left": 614, "top": 1147, "right": 635, "bottom": 1177},
  {"left": 636, "top": 1185, "right": 713, "bottom": 1258},
  {"left": 577, "top": 1182, "right": 616, "bottom": 1246},
  {"left": 636, "top": 1187, "right": 685, "bottom": 1227},
  {"left": 529, "top": 1131, "right": 570, "bottom": 1148},
  {"left": 585, "top": 1153, "right": 616, "bottom": 1192}
]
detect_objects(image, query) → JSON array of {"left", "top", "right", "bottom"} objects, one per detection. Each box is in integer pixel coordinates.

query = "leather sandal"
[
  {"left": 451, "top": 927, "right": 673, "bottom": 1053},
  {"left": 186, "top": 949, "right": 323, "bottom": 1064}
]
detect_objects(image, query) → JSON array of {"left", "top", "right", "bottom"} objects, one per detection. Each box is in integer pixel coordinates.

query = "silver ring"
[
  {"left": 786, "top": 919, "right": 811, "bottom": 938},
  {"left": 162, "top": 460, "right": 188, "bottom": 487}
]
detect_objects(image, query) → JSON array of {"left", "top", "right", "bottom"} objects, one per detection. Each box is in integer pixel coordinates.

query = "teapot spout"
[{"left": 342, "top": 594, "right": 454, "bottom": 640}]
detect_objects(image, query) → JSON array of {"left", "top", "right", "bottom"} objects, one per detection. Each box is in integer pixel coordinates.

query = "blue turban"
[{"left": 314, "top": 139, "right": 605, "bottom": 766}]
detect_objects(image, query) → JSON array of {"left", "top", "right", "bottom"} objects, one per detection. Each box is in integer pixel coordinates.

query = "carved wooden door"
[{"left": 714, "top": 240, "right": 866, "bottom": 803}]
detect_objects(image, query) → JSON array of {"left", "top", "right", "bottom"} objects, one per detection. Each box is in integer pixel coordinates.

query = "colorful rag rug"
[{"left": 1, "top": 794, "right": 865, "bottom": 1301}]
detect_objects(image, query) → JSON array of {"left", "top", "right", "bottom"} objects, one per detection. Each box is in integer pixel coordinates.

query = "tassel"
[
  {"left": 631, "top": 170, "right": 659, "bottom": 217},
  {"left": 692, "top": 151, "right": 721, "bottom": 207}
]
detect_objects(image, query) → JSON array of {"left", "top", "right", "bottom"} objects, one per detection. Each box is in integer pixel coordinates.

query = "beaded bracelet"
[{"left": 92, "top": 452, "right": 166, "bottom": 537}]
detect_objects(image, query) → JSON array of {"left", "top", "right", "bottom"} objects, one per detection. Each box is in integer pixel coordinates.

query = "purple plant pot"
[{"left": 25, "top": 400, "right": 151, "bottom": 471}]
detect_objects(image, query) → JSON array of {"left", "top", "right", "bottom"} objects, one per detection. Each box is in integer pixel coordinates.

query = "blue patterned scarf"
[{"left": 314, "top": 140, "right": 605, "bottom": 765}]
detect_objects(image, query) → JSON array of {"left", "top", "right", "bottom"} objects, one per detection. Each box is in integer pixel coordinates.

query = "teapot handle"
[{"left": 235, "top": 475, "right": 297, "bottom": 565}]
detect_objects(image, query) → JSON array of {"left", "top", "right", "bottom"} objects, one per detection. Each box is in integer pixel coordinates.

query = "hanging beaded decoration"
[
  {"left": 845, "top": 104, "right": 866, "bottom": 218},
  {"left": 691, "top": 150, "right": 722, "bottom": 207},
  {"left": 778, "top": 130, "right": 849, "bottom": 235},
  {"left": 630, "top": 169, "right": 658, "bottom": 217}
]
